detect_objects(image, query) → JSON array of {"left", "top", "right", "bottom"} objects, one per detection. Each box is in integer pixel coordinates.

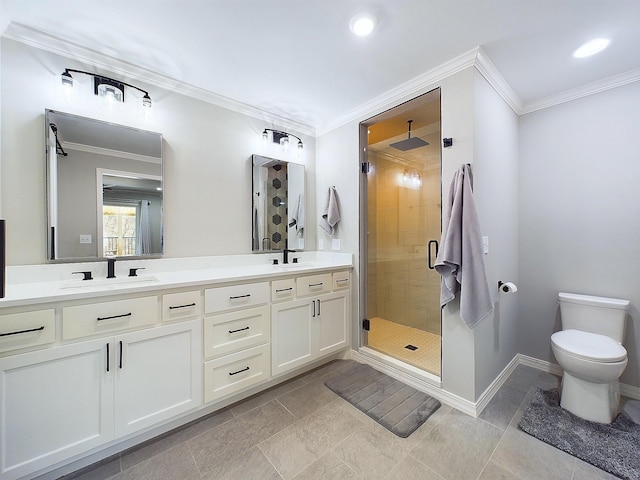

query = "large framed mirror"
[
  {"left": 45, "top": 109, "right": 163, "bottom": 261},
  {"left": 252, "top": 154, "right": 305, "bottom": 252}
]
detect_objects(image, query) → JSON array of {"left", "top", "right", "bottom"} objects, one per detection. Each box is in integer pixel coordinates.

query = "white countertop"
[{"left": 0, "top": 252, "right": 354, "bottom": 308}]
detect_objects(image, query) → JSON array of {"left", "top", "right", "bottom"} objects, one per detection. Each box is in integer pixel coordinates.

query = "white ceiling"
[{"left": 2, "top": 0, "right": 639, "bottom": 132}]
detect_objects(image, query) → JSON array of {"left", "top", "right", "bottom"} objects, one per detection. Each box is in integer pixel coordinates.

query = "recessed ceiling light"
[
  {"left": 350, "top": 13, "right": 376, "bottom": 37},
  {"left": 573, "top": 38, "right": 610, "bottom": 58}
]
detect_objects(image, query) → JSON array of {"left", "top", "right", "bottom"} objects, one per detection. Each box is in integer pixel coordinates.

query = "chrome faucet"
[{"left": 106, "top": 257, "right": 116, "bottom": 278}]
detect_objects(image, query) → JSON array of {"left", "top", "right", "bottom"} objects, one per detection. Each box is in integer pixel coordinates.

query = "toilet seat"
[{"left": 551, "top": 329, "right": 626, "bottom": 362}]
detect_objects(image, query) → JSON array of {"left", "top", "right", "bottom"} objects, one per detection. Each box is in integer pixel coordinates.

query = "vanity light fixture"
[
  {"left": 262, "top": 128, "right": 303, "bottom": 150},
  {"left": 60, "top": 69, "right": 152, "bottom": 108}
]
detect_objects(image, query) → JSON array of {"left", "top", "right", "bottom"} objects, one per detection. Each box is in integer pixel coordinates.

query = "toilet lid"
[{"left": 551, "top": 329, "right": 627, "bottom": 362}]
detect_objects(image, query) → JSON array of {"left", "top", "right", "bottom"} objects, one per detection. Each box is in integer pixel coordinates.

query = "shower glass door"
[{"left": 361, "top": 89, "right": 442, "bottom": 377}]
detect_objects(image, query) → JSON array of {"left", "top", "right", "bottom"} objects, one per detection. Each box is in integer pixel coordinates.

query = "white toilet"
[{"left": 551, "top": 292, "right": 630, "bottom": 423}]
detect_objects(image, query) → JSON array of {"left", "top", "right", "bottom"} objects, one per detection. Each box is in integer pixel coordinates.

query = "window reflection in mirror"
[
  {"left": 45, "top": 110, "right": 163, "bottom": 261},
  {"left": 252, "top": 155, "right": 305, "bottom": 252}
]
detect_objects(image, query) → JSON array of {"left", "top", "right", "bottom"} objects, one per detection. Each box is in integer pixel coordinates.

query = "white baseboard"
[
  {"left": 474, "top": 355, "right": 521, "bottom": 415},
  {"left": 351, "top": 350, "right": 640, "bottom": 420},
  {"left": 352, "top": 349, "right": 478, "bottom": 417},
  {"left": 621, "top": 383, "right": 640, "bottom": 400}
]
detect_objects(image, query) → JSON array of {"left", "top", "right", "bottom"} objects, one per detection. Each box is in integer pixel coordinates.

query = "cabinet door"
[
  {"left": 114, "top": 319, "right": 202, "bottom": 437},
  {"left": 316, "top": 291, "right": 350, "bottom": 356},
  {"left": 271, "top": 298, "right": 313, "bottom": 376},
  {"left": 0, "top": 339, "right": 114, "bottom": 480}
]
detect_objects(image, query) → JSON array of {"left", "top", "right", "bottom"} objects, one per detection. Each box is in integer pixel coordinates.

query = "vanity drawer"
[
  {"left": 162, "top": 290, "right": 201, "bottom": 322},
  {"left": 332, "top": 271, "right": 351, "bottom": 290},
  {"left": 204, "top": 306, "right": 269, "bottom": 359},
  {"left": 62, "top": 296, "right": 158, "bottom": 340},
  {"left": 296, "top": 273, "right": 332, "bottom": 297},
  {"left": 271, "top": 278, "right": 296, "bottom": 302},
  {"left": 0, "top": 310, "right": 56, "bottom": 354},
  {"left": 204, "top": 282, "right": 269, "bottom": 314},
  {"left": 203, "top": 344, "right": 270, "bottom": 403}
]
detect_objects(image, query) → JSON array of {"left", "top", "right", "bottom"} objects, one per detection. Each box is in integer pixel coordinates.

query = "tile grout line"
[{"left": 256, "top": 443, "right": 285, "bottom": 480}]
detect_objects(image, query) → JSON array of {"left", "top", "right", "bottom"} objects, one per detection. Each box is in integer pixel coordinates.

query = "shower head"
[{"left": 389, "top": 120, "right": 429, "bottom": 151}]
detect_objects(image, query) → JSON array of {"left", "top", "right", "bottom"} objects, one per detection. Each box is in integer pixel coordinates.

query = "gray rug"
[
  {"left": 324, "top": 362, "right": 441, "bottom": 438},
  {"left": 518, "top": 388, "right": 640, "bottom": 480}
]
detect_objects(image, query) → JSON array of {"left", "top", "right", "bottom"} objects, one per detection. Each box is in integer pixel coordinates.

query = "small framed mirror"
[
  {"left": 45, "top": 109, "right": 164, "bottom": 261},
  {"left": 252, "top": 154, "right": 305, "bottom": 252}
]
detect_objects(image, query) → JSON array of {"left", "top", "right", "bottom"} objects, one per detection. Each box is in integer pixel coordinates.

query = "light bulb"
[
  {"left": 574, "top": 38, "right": 610, "bottom": 58},
  {"left": 350, "top": 13, "right": 376, "bottom": 37}
]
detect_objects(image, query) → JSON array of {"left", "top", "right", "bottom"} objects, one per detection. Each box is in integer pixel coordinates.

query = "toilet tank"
[{"left": 558, "top": 292, "right": 630, "bottom": 343}]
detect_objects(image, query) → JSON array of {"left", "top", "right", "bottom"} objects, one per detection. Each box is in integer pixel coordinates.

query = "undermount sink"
[{"left": 59, "top": 275, "right": 159, "bottom": 290}]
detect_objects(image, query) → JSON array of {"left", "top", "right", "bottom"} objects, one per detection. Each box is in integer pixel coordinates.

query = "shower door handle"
[{"left": 428, "top": 240, "right": 439, "bottom": 270}]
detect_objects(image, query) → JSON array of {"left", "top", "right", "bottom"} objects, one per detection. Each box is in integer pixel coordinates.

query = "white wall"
[
  {"left": 1, "top": 38, "right": 315, "bottom": 265},
  {"left": 472, "top": 71, "right": 520, "bottom": 396},
  {"left": 519, "top": 81, "right": 640, "bottom": 388}
]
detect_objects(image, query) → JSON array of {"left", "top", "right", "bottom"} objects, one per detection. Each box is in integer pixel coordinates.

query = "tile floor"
[
  {"left": 368, "top": 317, "right": 441, "bottom": 375},
  {"left": 52, "top": 360, "right": 620, "bottom": 480}
]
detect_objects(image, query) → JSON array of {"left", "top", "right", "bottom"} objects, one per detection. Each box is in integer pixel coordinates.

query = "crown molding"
[
  {"left": 5, "top": 22, "right": 639, "bottom": 137},
  {"left": 474, "top": 47, "right": 524, "bottom": 114},
  {"left": 3, "top": 22, "right": 316, "bottom": 136},
  {"left": 520, "top": 67, "right": 640, "bottom": 115},
  {"left": 317, "top": 48, "right": 480, "bottom": 135}
]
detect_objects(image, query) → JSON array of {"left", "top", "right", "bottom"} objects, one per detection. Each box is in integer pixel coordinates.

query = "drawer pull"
[
  {"left": 0, "top": 325, "right": 45, "bottom": 337},
  {"left": 229, "top": 294, "right": 251, "bottom": 300},
  {"left": 336, "top": 279, "right": 349, "bottom": 283},
  {"left": 308, "top": 282, "right": 323, "bottom": 287},
  {"left": 169, "top": 302, "right": 196, "bottom": 310},
  {"left": 119, "top": 340, "right": 123, "bottom": 369},
  {"left": 275, "top": 287, "right": 293, "bottom": 293},
  {"left": 229, "top": 366, "right": 250, "bottom": 376},
  {"left": 228, "top": 326, "right": 250, "bottom": 334},
  {"left": 97, "top": 312, "right": 132, "bottom": 321},
  {"left": 106, "top": 343, "right": 110, "bottom": 372}
]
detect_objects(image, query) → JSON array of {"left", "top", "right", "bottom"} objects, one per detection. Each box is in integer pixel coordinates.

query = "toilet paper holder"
[{"left": 498, "top": 281, "right": 518, "bottom": 293}]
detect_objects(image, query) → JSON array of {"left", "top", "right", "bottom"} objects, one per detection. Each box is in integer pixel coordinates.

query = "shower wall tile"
[{"left": 366, "top": 154, "right": 442, "bottom": 337}]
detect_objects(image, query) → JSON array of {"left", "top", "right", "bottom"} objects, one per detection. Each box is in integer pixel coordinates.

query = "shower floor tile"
[{"left": 368, "top": 316, "right": 441, "bottom": 375}]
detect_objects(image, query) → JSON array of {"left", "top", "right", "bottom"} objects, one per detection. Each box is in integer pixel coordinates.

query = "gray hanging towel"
[
  {"left": 319, "top": 187, "right": 341, "bottom": 235},
  {"left": 289, "top": 193, "right": 305, "bottom": 238},
  {"left": 434, "top": 164, "right": 493, "bottom": 328}
]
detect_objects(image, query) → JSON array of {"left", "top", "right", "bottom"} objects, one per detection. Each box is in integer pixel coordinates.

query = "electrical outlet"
[
  {"left": 482, "top": 236, "right": 489, "bottom": 254},
  {"left": 332, "top": 239, "right": 341, "bottom": 250},
  {"left": 318, "top": 238, "right": 324, "bottom": 250},
  {"left": 79, "top": 234, "right": 92, "bottom": 244}
]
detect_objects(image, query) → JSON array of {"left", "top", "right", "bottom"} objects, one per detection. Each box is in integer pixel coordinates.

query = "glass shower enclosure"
[{"left": 360, "top": 88, "right": 442, "bottom": 377}]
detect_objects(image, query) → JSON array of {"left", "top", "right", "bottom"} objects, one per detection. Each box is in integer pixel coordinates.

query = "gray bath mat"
[
  {"left": 518, "top": 388, "right": 640, "bottom": 480},
  {"left": 324, "top": 362, "right": 440, "bottom": 438}
]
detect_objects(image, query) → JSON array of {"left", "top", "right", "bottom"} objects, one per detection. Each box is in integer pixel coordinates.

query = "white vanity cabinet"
[
  {"left": 113, "top": 319, "right": 202, "bottom": 436},
  {"left": 203, "top": 282, "right": 271, "bottom": 403},
  {"left": 0, "top": 256, "right": 352, "bottom": 480},
  {"left": 0, "top": 300, "right": 202, "bottom": 480},
  {"left": 0, "top": 337, "right": 114, "bottom": 480},
  {"left": 271, "top": 271, "right": 350, "bottom": 376}
]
